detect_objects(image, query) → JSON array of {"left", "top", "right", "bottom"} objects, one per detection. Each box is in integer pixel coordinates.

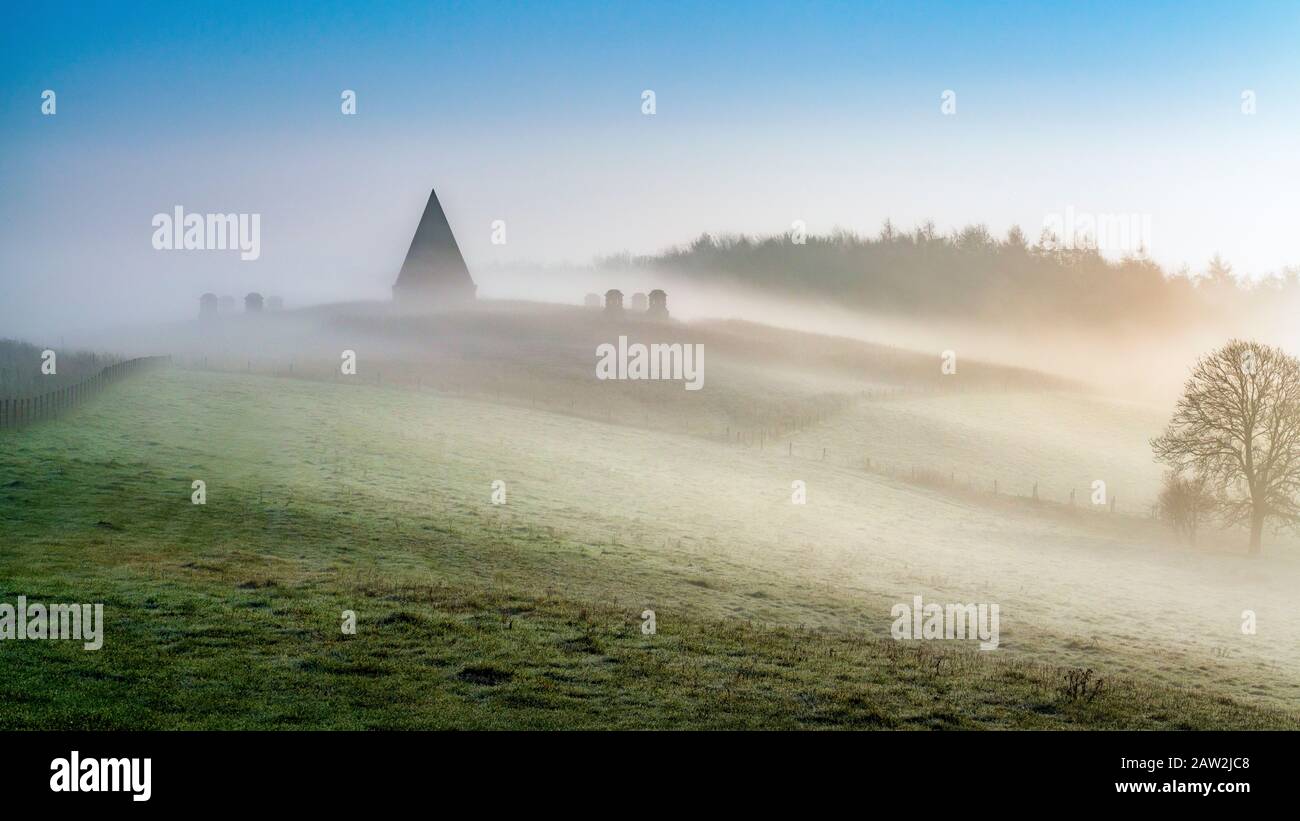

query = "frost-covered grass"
[{"left": 1, "top": 364, "right": 1297, "bottom": 728}]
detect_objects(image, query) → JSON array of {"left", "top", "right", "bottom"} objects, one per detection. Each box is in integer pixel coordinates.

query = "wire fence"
[
  {"left": 720, "top": 427, "right": 1157, "bottom": 519},
  {"left": 0, "top": 356, "right": 170, "bottom": 429}
]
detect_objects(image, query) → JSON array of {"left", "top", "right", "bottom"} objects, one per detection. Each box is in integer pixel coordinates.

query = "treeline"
[
  {"left": 600, "top": 224, "right": 1298, "bottom": 327},
  {"left": 0, "top": 339, "right": 120, "bottom": 399}
]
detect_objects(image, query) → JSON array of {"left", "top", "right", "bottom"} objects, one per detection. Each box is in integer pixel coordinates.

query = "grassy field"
[
  {"left": 2, "top": 361, "right": 1298, "bottom": 729},
  {"left": 790, "top": 391, "right": 1170, "bottom": 514}
]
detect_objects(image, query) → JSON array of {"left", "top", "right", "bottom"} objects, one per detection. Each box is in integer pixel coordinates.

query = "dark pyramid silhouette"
[{"left": 392, "top": 188, "right": 477, "bottom": 305}]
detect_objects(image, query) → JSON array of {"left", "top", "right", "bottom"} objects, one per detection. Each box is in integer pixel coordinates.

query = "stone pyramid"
[{"left": 391, "top": 188, "right": 477, "bottom": 305}]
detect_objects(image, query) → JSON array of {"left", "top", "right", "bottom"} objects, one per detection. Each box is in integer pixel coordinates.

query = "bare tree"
[
  {"left": 1157, "top": 470, "right": 1216, "bottom": 547},
  {"left": 1151, "top": 340, "right": 1300, "bottom": 554}
]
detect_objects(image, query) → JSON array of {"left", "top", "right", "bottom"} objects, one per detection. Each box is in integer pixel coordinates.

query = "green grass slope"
[{"left": 1, "top": 368, "right": 1296, "bottom": 729}]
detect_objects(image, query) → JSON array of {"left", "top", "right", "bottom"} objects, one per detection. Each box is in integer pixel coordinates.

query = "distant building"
[
  {"left": 267, "top": 296, "right": 284, "bottom": 312},
  {"left": 604, "top": 289, "right": 624, "bottom": 317},
  {"left": 219, "top": 295, "right": 236, "bottom": 313},
  {"left": 245, "top": 292, "right": 264, "bottom": 313},
  {"left": 392, "top": 187, "right": 477, "bottom": 308},
  {"left": 584, "top": 293, "right": 602, "bottom": 309},
  {"left": 647, "top": 289, "right": 669, "bottom": 319},
  {"left": 199, "top": 293, "right": 218, "bottom": 318},
  {"left": 630, "top": 292, "right": 648, "bottom": 312}
]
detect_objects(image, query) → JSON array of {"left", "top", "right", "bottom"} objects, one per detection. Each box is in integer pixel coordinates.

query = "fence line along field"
[{"left": 0, "top": 353, "right": 168, "bottom": 428}]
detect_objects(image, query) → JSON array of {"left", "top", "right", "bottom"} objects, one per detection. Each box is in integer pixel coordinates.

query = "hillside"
[{"left": 2, "top": 354, "right": 1298, "bottom": 729}]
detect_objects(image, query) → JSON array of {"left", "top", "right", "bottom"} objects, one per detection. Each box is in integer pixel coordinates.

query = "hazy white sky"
[{"left": 4, "top": 1, "right": 1300, "bottom": 337}]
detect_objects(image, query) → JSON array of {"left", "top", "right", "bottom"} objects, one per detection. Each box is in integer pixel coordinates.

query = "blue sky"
[{"left": 3, "top": 0, "right": 1300, "bottom": 335}]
